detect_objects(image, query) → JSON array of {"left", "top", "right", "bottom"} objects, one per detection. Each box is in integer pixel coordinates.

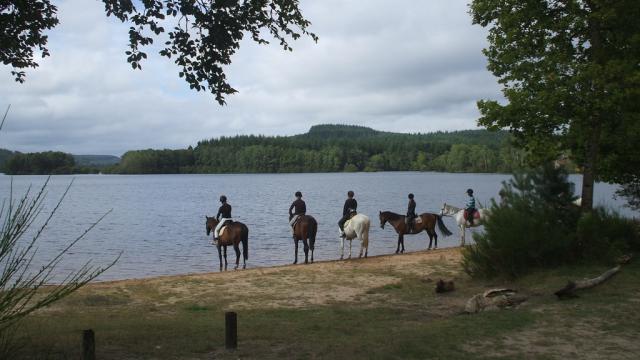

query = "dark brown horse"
[
  {"left": 379, "top": 211, "right": 452, "bottom": 254},
  {"left": 205, "top": 216, "right": 249, "bottom": 271},
  {"left": 291, "top": 215, "right": 318, "bottom": 264}
]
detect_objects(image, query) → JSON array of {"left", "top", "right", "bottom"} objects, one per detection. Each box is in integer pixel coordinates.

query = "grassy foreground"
[{"left": 12, "top": 248, "right": 640, "bottom": 359}]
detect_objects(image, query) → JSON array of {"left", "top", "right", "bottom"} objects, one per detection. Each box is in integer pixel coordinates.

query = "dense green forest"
[
  {"left": 0, "top": 151, "right": 119, "bottom": 175},
  {"left": 1, "top": 125, "right": 533, "bottom": 175},
  {"left": 3, "top": 151, "right": 76, "bottom": 175},
  {"left": 115, "top": 125, "right": 529, "bottom": 174}
]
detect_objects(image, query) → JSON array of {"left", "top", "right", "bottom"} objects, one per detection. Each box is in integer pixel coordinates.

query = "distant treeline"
[
  {"left": 114, "top": 125, "right": 530, "bottom": 174},
  {"left": 1, "top": 151, "right": 120, "bottom": 175},
  {"left": 1, "top": 125, "right": 537, "bottom": 175}
]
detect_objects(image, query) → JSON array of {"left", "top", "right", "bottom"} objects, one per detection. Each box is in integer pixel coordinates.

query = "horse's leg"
[
  {"left": 340, "top": 235, "right": 344, "bottom": 260},
  {"left": 223, "top": 245, "right": 228, "bottom": 271},
  {"left": 293, "top": 238, "right": 299, "bottom": 264},
  {"left": 217, "top": 244, "right": 223, "bottom": 271},
  {"left": 433, "top": 230, "right": 438, "bottom": 250},
  {"left": 460, "top": 224, "right": 465, "bottom": 247},
  {"left": 348, "top": 238, "right": 352, "bottom": 259},
  {"left": 233, "top": 243, "right": 240, "bottom": 270},
  {"left": 395, "top": 234, "right": 401, "bottom": 254},
  {"left": 302, "top": 238, "right": 310, "bottom": 264},
  {"left": 427, "top": 230, "right": 433, "bottom": 250},
  {"left": 358, "top": 237, "right": 364, "bottom": 258},
  {"left": 400, "top": 234, "right": 405, "bottom": 253}
]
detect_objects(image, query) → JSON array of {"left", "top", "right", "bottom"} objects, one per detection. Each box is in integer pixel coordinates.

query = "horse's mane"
[{"left": 380, "top": 211, "right": 403, "bottom": 220}]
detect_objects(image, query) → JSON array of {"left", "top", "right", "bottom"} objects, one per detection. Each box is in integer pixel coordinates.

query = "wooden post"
[
  {"left": 225, "top": 311, "right": 238, "bottom": 350},
  {"left": 82, "top": 329, "right": 95, "bottom": 360}
]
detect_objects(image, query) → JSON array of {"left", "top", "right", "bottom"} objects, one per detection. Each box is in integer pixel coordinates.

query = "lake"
[{"left": 0, "top": 172, "right": 630, "bottom": 282}]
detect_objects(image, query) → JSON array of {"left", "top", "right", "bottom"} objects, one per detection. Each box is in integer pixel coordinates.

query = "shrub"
[
  {"left": 463, "top": 164, "right": 580, "bottom": 278},
  {"left": 575, "top": 208, "right": 639, "bottom": 262},
  {"left": 463, "top": 164, "right": 639, "bottom": 278}
]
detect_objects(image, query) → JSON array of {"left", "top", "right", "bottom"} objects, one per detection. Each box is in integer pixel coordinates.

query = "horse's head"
[
  {"left": 379, "top": 211, "right": 387, "bottom": 229},
  {"left": 205, "top": 216, "right": 219, "bottom": 236}
]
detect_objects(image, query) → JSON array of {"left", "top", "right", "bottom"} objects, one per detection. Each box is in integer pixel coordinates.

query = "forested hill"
[{"left": 115, "top": 125, "right": 528, "bottom": 174}]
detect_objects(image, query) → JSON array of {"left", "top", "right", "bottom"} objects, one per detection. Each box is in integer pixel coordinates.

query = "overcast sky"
[{"left": 0, "top": 0, "right": 502, "bottom": 156}]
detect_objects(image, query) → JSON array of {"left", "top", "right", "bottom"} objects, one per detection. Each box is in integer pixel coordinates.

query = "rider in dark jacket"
[
  {"left": 214, "top": 195, "right": 232, "bottom": 241},
  {"left": 338, "top": 190, "right": 357, "bottom": 237},
  {"left": 406, "top": 193, "right": 416, "bottom": 233},
  {"left": 289, "top": 191, "right": 306, "bottom": 236}
]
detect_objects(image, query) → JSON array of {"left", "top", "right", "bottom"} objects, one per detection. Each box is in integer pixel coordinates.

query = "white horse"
[
  {"left": 440, "top": 203, "right": 489, "bottom": 246},
  {"left": 340, "top": 213, "right": 371, "bottom": 259}
]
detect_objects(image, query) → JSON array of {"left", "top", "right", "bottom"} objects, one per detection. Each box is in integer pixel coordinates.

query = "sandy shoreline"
[
  {"left": 93, "top": 246, "right": 463, "bottom": 286},
  {"left": 74, "top": 247, "right": 464, "bottom": 311}
]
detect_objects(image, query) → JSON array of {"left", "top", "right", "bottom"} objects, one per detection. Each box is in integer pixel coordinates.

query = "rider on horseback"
[
  {"left": 214, "top": 195, "right": 232, "bottom": 242},
  {"left": 338, "top": 190, "right": 357, "bottom": 238},
  {"left": 465, "top": 189, "right": 476, "bottom": 226},
  {"left": 406, "top": 193, "right": 416, "bottom": 233},
  {"left": 289, "top": 191, "right": 306, "bottom": 237}
]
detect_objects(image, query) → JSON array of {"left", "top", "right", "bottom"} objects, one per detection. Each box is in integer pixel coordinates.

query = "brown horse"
[
  {"left": 205, "top": 216, "right": 249, "bottom": 271},
  {"left": 379, "top": 211, "right": 452, "bottom": 254},
  {"left": 291, "top": 215, "right": 318, "bottom": 264}
]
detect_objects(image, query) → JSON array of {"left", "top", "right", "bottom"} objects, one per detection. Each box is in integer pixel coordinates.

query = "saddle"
[
  {"left": 464, "top": 210, "right": 480, "bottom": 220},
  {"left": 219, "top": 220, "right": 233, "bottom": 237}
]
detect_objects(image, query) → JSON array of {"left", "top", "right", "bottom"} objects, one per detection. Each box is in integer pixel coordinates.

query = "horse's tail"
[
  {"left": 362, "top": 216, "right": 370, "bottom": 248},
  {"left": 307, "top": 216, "right": 317, "bottom": 250},
  {"left": 436, "top": 215, "right": 452, "bottom": 237},
  {"left": 241, "top": 223, "right": 249, "bottom": 260}
]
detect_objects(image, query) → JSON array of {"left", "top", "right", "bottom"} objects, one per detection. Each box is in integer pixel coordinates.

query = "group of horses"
[{"left": 205, "top": 203, "right": 489, "bottom": 271}]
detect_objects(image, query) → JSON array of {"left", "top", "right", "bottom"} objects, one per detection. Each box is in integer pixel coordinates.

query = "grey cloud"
[{"left": 0, "top": 0, "right": 502, "bottom": 155}]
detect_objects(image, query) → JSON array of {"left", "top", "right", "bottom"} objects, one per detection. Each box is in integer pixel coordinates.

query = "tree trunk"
[
  {"left": 580, "top": 123, "right": 600, "bottom": 212},
  {"left": 581, "top": 6, "right": 605, "bottom": 213}
]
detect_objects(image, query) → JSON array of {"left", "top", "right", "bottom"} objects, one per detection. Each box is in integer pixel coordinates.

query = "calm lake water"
[{"left": 0, "top": 172, "right": 631, "bottom": 282}]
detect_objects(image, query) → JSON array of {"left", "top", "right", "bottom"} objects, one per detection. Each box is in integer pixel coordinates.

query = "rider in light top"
[
  {"left": 338, "top": 190, "right": 358, "bottom": 238},
  {"left": 406, "top": 193, "right": 416, "bottom": 233},
  {"left": 214, "top": 195, "right": 232, "bottom": 241},
  {"left": 465, "top": 189, "right": 476, "bottom": 226},
  {"left": 289, "top": 191, "right": 306, "bottom": 237}
]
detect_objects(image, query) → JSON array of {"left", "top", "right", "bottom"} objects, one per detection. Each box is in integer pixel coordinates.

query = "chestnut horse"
[
  {"left": 379, "top": 211, "right": 452, "bottom": 253},
  {"left": 205, "top": 216, "right": 249, "bottom": 271},
  {"left": 291, "top": 215, "right": 318, "bottom": 264}
]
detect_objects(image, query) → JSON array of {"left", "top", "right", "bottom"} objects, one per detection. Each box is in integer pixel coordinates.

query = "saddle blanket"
[
  {"left": 464, "top": 210, "right": 480, "bottom": 219},
  {"left": 219, "top": 226, "right": 228, "bottom": 237},
  {"left": 413, "top": 217, "right": 422, "bottom": 224}
]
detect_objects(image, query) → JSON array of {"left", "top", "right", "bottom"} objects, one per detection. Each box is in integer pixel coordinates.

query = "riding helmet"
[
  {"left": 467, "top": 189, "right": 474, "bottom": 195},
  {"left": 408, "top": 193, "right": 414, "bottom": 199},
  {"left": 347, "top": 190, "right": 354, "bottom": 198},
  {"left": 219, "top": 195, "right": 227, "bottom": 202},
  {"left": 295, "top": 191, "right": 302, "bottom": 197}
]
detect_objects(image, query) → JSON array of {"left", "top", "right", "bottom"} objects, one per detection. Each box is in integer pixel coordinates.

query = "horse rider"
[
  {"left": 214, "top": 195, "right": 232, "bottom": 242},
  {"left": 406, "top": 193, "right": 416, "bottom": 233},
  {"left": 338, "top": 190, "right": 358, "bottom": 238},
  {"left": 289, "top": 191, "right": 306, "bottom": 237},
  {"left": 465, "top": 188, "right": 476, "bottom": 226}
]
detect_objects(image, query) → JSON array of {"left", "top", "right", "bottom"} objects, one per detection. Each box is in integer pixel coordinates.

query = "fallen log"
[
  {"left": 464, "top": 288, "right": 527, "bottom": 314},
  {"left": 554, "top": 265, "right": 621, "bottom": 299}
]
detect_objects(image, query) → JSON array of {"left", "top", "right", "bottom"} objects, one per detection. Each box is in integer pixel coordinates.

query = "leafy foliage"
[
  {"left": 1, "top": 0, "right": 316, "bottom": 104},
  {"left": 616, "top": 176, "right": 640, "bottom": 212},
  {"left": 0, "top": 0, "right": 59, "bottom": 83},
  {"left": 463, "top": 164, "right": 580, "bottom": 278},
  {"left": 464, "top": 164, "right": 638, "bottom": 278},
  {"left": 3, "top": 151, "right": 75, "bottom": 175},
  {"left": 470, "top": 0, "right": 640, "bottom": 209}
]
